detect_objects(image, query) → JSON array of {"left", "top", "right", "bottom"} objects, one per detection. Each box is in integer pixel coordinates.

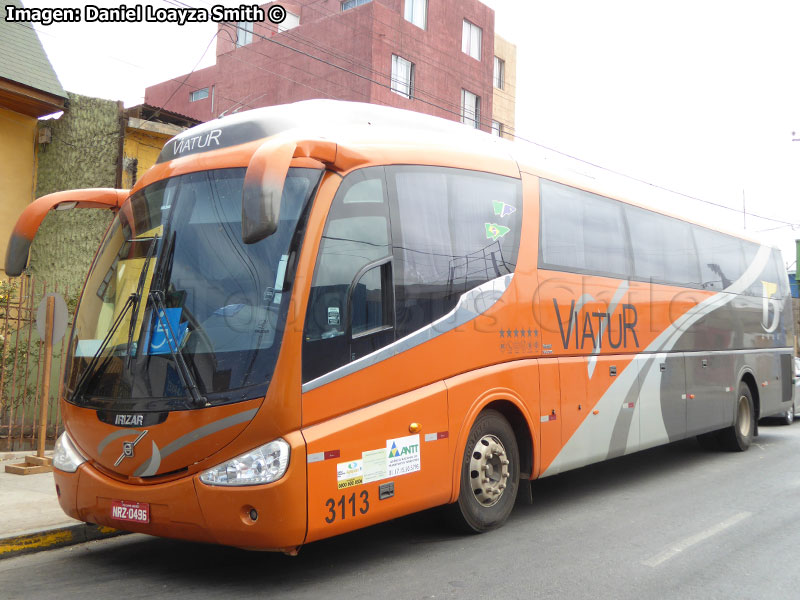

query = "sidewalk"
[{"left": 0, "top": 452, "right": 126, "bottom": 560}]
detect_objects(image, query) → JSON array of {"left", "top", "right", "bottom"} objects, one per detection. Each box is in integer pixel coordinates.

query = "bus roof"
[
  {"left": 157, "top": 99, "right": 514, "bottom": 165},
  {"left": 154, "top": 99, "right": 773, "bottom": 250}
]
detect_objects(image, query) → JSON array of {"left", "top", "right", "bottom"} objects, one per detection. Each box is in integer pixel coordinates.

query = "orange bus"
[{"left": 7, "top": 100, "right": 794, "bottom": 553}]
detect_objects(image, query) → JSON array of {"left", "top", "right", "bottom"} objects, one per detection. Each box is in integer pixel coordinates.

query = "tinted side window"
[
  {"left": 774, "top": 249, "right": 790, "bottom": 298},
  {"left": 738, "top": 241, "right": 786, "bottom": 299},
  {"left": 626, "top": 206, "right": 700, "bottom": 287},
  {"left": 351, "top": 261, "right": 393, "bottom": 336},
  {"left": 388, "top": 166, "right": 521, "bottom": 340},
  {"left": 694, "top": 227, "right": 745, "bottom": 291},
  {"left": 753, "top": 246, "right": 785, "bottom": 298},
  {"left": 303, "top": 168, "right": 391, "bottom": 382},
  {"left": 539, "top": 179, "right": 630, "bottom": 278}
]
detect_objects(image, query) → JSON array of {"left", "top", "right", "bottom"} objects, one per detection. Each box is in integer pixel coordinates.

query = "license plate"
[{"left": 110, "top": 500, "right": 150, "bottom": 524}]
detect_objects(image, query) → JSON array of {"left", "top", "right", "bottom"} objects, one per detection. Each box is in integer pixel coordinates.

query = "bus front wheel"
[{"left": 447, "top": 409, "right": 519, "bottom": 533}]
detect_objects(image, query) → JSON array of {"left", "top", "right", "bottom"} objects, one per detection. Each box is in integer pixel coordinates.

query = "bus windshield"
[{"left": 65, "top": 167, "right": 321, "bottom": 412}]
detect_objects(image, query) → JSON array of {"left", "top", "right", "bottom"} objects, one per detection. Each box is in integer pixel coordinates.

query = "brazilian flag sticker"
[{"left": 485, "top": 222, "right": 511, "bottom": 241}]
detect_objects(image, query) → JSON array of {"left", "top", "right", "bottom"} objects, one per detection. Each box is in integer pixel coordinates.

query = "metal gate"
[{"left": 0, "top": 276, "right": 74, "bottom": 452}]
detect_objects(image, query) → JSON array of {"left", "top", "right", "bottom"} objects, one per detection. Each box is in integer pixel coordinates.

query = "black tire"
[
  {"left": 696, "top": 431, "right": 720, "bottom": 451},
  {"left": 719, "top": 382, "right": 755, "bottom": 451},
  {"left": 446, "top": 409, "right": 520, "bottom": 533}
]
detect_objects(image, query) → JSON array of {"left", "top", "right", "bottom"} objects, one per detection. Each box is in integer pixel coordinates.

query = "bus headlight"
[
  {"left": 53, "top": 431, "right": 87, "bottom": 473},
  {"left": 199, "top": 438, "right": 290, "bottom": 486}
]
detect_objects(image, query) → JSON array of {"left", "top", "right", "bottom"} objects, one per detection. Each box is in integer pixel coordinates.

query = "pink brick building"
[{"left": 144, "top": 0, "right": 501, "bottom": 133}]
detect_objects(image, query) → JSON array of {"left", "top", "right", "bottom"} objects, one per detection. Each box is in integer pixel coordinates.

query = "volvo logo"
[{"left": 114, "top": 430, "right": 148, "bottom": 467}]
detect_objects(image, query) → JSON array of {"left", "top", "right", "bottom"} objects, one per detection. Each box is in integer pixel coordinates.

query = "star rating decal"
[{"left": 498, "top": 326, "right": 539, "bottom": 354}]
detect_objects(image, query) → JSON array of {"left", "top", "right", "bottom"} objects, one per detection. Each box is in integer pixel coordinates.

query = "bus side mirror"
[
  {"left": 242, "top": 137, "right": 363, "bottom": 244},
  {"left": 5, "top": 188, "right": 127, "bottom": 276},
  {"left": 242, "top": 139, "right": 297, "bottom": 244}
]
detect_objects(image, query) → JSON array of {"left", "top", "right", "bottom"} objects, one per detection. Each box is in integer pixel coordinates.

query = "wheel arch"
[
  {"left": 449, "top": 391, "right": 537, "bottom": 503},
  {"left": 739, "top": 369, "right": 760, "bottom": 420}
]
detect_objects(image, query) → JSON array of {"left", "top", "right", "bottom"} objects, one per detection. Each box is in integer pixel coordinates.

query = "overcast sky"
[{"left": 14, "top": 0, "right": 800, "bottom": 269}]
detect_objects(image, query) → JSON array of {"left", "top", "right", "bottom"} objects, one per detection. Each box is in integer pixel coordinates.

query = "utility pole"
[{"left": 742, "top": 189, "right": 746, "bottom": 229}]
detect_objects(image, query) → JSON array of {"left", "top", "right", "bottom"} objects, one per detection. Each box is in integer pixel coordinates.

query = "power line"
[
  {"left": 151, "top": 6, "right": 799, "bottom": 228},
  {"left": 215, "top": 21, "right": 505, "bottom": 132},
  {"left": 288, "top": 0, "right": 520, "bottom": 95},
  {"left": 217, "top": 13, "right": 518, "bottom": 130},
  {"left": 14, "top": 3, "right": 800, "bottom": 228},
  {"left": 148, "top": 0, "right": 521, "bottom": 134}
]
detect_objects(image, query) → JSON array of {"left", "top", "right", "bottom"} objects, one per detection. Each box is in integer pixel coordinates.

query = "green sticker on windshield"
[
  {"left": 485, "top": 223, "right": 511, "bottom": 241},
  {"left": 492, "top": 200, "right": 516, "bottom": 218}
]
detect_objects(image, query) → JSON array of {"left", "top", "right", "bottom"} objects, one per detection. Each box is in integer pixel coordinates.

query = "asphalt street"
[{"left": 3, "top": 420, "right": 800, "bottom": 600}]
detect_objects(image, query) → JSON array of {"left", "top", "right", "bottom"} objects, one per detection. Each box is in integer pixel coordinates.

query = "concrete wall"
[
  {"left": 492, "top": 34, "right": 516, "bottom": 140},
  {"left": 29, "top": 93, "right": 122, "bottom": 292},
  {"left": 122, "top": 126, "right": 172, "bottom": 189},
  {"left": 0, "top": 107, "right": 37, "bottom": 279},
  {"left": 27, "top": 209, "right": 113, "bottom": 296},
  {"left": 36, "top": 93, "right": 123, "bottom": 197}
]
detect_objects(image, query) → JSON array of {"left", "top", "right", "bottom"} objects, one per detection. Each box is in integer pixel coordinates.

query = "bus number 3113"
[{"left": 325, "top": 490, "right": 369, "bottom": 523}]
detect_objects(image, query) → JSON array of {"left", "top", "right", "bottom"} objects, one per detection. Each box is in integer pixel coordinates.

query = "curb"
[{"left": 0, "top": 523, "right": 129, "bottom": 560}]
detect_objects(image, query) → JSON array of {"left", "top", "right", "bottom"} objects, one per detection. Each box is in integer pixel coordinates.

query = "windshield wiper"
[
  {"left": 71, "top": 293, "right": 137, "bottom": 402},
  {"left": 149, "top": 290, "right": 208, "bottom": 408},
  {"left": 126, "top": 235, "right": 160, "bottom": 368}
]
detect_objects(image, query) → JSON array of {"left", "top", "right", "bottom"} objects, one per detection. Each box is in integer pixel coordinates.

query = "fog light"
[{"left": 249, "top": 508, "right": 258, "bottom": 521}]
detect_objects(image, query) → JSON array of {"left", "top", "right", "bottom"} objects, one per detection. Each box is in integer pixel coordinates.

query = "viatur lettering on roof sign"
[{"left": 172, "top": 129, "right": 222, "bottom": 156}]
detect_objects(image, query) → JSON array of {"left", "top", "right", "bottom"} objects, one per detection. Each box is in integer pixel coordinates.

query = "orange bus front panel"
[
  {"left": 193, "top": 430, "right": 308, "bottom": 551},
  {"left": 60, "top": 429, "right": 309, "bottom": 551},
  {"left": 303, "top": 381, "right": 450, "bottom": 544}
]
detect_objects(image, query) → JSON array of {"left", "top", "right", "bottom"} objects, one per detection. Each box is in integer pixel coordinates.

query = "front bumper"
[{"left": 53, "top": 432, "right": 308, "bottom": 552}]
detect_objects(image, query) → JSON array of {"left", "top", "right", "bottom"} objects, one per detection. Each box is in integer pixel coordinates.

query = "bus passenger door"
[{"left": 638, "top": 352, "right": 687, "bottom": 448}]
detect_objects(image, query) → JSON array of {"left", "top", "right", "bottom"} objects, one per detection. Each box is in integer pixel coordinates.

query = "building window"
[
  {"left": 493, "top": 56, "right": 505, "bottom": 89},
  {"left": 462, "top": 19, "right": 482, "bottom": 60},
  {"left": 236, "top": 21, "right": 254, "bottom": 47},
  {"left": 190, "top": 88, "right": 209, "bottom": 102},
  {"left": 342, "top": 0, "right": 371, "bottom": 10},
  {"left": 491, "top": 120, "right": 503, "bottom": 137},
  {"left": 278, "top": 11, "right": 299, "bottom": 32},
  {"left": 404, "top": 0, "right": 427, "bottom": 30},
  {"left": 391, "top": 55, "right": 414, "bottom": 99},
  {"left": 461, "top": 89, "right": 480, "bottom": 129}
]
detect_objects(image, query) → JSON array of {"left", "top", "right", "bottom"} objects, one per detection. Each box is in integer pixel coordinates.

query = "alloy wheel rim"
[
  {"left": 737, "top": 395, "right": 751, "bottom": 437},
  {"left": 469, "top": 434, "right": 510, "bottom": 507}
]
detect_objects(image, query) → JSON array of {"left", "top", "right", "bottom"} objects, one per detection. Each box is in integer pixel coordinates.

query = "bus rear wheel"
[
  {"left": 719, "top": 382, "right": 755, "bottom": 452},
  {"left": 447, "top": 409, "right": 519, "bottom": 533}
]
